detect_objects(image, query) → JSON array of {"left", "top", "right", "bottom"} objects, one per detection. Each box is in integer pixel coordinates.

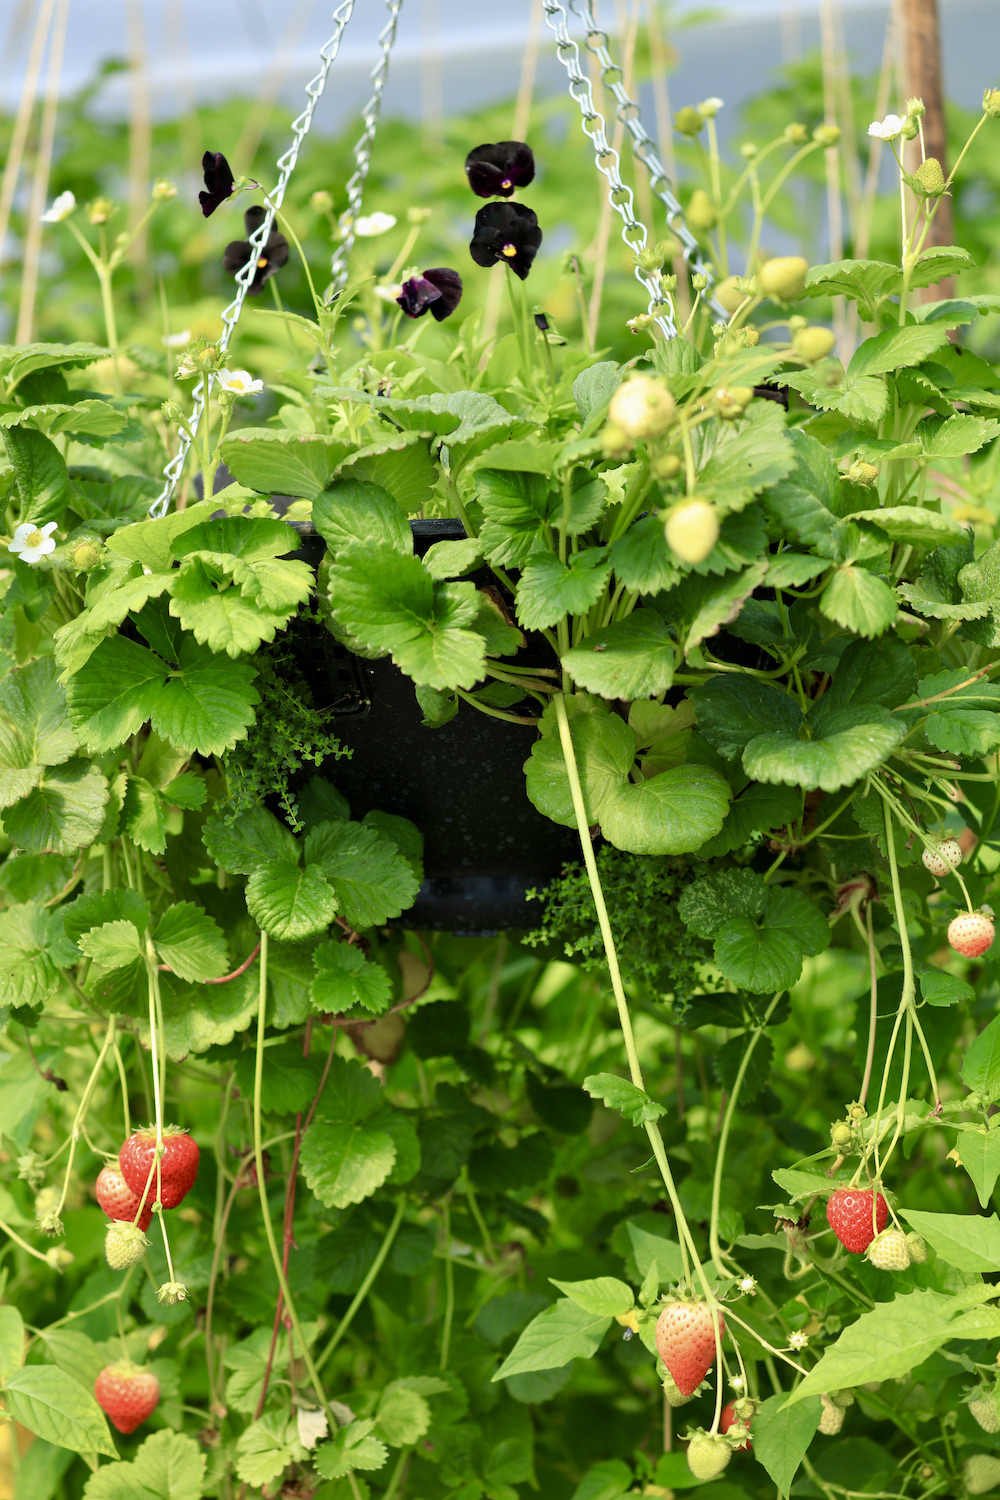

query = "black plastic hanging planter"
[{"left": 287, "top": 519, "right": 580, "bottom": 933}]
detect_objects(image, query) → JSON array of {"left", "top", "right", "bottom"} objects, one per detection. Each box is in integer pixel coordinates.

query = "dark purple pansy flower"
[
  {"left": 396, "top": 267, "right": 463, "bottom": 321},
  {"left": 465, "top": 141, "right": 535, "bottom": 198},
  {"left": 534, "top": 312, "right": 550, "bottom": 331},
  {"left": 222, "top": 206, "right": 289, "bottom": 294},
  {"left": 199, "top": 151, "right": 235, "bottom": 217},
  {"left": 469, "top": 202, "right": 541, "bottom": 281}
]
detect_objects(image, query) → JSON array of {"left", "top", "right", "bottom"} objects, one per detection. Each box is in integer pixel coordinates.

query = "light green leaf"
[
  {"left": 696, "top": 401, "right": 796, "bottom": 514},
  {"left": 920, "top": 413, "right": 1000, "bottom": 460},
  {"left": 714, "top": 920, "right": 802, "bottom": 994},
  {"left": 422, "top": 537, "right": 484, "bottom": 579},
  {"left": 169, "top": 560, "right": 295, "bottom": 657},
  {"left": 313, "top": 477, "right": 412, "bottom": 556},
  {"left": 341, "top": 428, "right": 437, "bottom": 514},
  {"left": 562, "top": 611, "right": 674, "bottom": 699},
  {"left": 65, "top": 636, "right": 165, "bottom": 752},
  {"left": 476, "top": 467, "right": 560, "bottom": 566},
  {"left": 121, "top": 777, "right": 167, "bottom": 855},
  {"left": 245, "top": 861, "right": 338, "bottom": 941},
  {"left": 549, "top": 1277, "right": 635, "bottom": 1317},
  {"left": 516, "top": 549, "right": 613, "bottom": 631},
  {"left": 851, "top": 506, "right": 965, "bottom": 547},
  {"left": 0, "top": 657, "right": 79, "bottom": 807},
  {"left": 759, "top": 429, "right": 838, "bottom": 545},
  {"left": 821, "top": 565, "right": 898, "bottom": 638},
  {"left": 314, "top": 1419, "right": 389, "bottom": 1479},
  {"left": 691, "top": 677, "right": 801, "bottom": 758},
  {"left": 625, "top": 1223, "right": 686, "bottom": 1285},
  {"left": 963, "top": 1015, "right": 1000, "bottom": 1103},
  {"left": 609, "top": 515, "right": 681, "bottom": 595},
  {"left": 951, "top": 1129, "right": 1000, "bottom": 1209},
  {"left": 752, "top": 1392, "right": 821, "bottom": 1494},
  {"left": 493, "top": 1300, "right": 612, "bottom": 1380},
  {"left": 899, "top": 1209, "right": 1000, "bottom": 1272},
  {"left": 678, "top": 867, "right": 766, "bottom": 938},
  {"left": 82, "top": 1430, "right": 206, "bottom": 1500},
  {"left": 3, "top": 759, "right": 109, "bottom": 856},
  {"left": 598, "top": 764, "right": 732, "bottom": 856},
  {"left": 299, "top": 1116, "right": 396, "bottom": 1209},
  {"left": 583, "top": 1073, "right": 666, "bottom": 1126},
  {"left": 4, "top": 1365, "right": 117, "bottom": 1458},
  {"left": 104, "top": 504, "right": 214, "bottom": 573},
  {"left": 2, "top": 425, "right": 68, "bottom": 524},
  {"left": 77, "top": 919, "right": 143, "bottom": 970},
  {"left": 304, "top": 820, "right": 420, "bottom": 928},
  {"left": 148, "top": 639, "right": 258, "bottom": 757},
  {"left": 375, "top": 1383, "right": 434, "bottom": 1446},
  {"left": 784, "top": 1287, "right": 1000, "bottom": 1404},
  {"left": 221, "top": 428, "right": 355, "bottom": 500},
  {"left": 153, "top": 903, "right": 228, "bottom": 983},
  {"left": 848, "top": 324, "right": 950, "bottom": 378},
  {"left": 524, "top": 704, "right": 634, "bottom": 828},
  {"left": 0, "top": 1304, "right": 25, "bottom": 1381},
  {"left": 743, "top": 704, "right": 905, "bottom": 793},
  {"left": 311, "top": 941, "right": 393, "bottom": 1014},
  {"left": 234, "top": 1412, "right": 306, "bottom": 1488}
]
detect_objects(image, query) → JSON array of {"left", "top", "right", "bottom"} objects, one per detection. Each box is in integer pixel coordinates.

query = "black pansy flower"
[
  {"left": 199, "top": 151, "right": 235, "bottom": 217},
  {"left": 396, "top": 267, "right": 463, "bottom": 321},
  {"left": 222, "top": 206, "right": 289, "bottom": 294},
  {"left": 469, "top": 202, "right": 541, "bottom": 281},
  {"left": 465, "top": 140, "right": 535, "bottom": 198}
]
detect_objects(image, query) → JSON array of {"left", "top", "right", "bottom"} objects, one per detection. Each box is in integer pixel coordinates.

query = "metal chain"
[
  {"left": 542, "top": 0, "right": 673, "bottom": 335},
  {"left": 326, "top": 0, "right": 403, "bottom": 299},
  {"left": 150, "top": 1, "right": 358, "bottom": 518}
]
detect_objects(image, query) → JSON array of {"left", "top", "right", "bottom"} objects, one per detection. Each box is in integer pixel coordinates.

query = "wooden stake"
[
  {"left": 0, "top": 0, "right": 56, "bottom": 271},
  {"left": 901, "top": 0, "right": 955, "bottom": 254},
  {"left": 15, "top": 0, "right": 69, "bottom": 345}
]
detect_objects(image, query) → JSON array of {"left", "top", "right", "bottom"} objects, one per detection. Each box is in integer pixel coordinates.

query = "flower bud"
[
  {"left": 87, "top": 197, "right": 115, "bottom": 225},
  {"left": 38, "top": 1211, "right": 65, "bottom": 1237},
  {"left": 793, "top": 325, "right": 836, "bottom": 362},
  {"left": 785, "top": 122, "right": 808, "bottom": 144},
  {"left": 758, "top": 255, "right": 809, "bottom": 301},
  {"left": 406, "top": 205, "right": 432, "bottom": 224},
  {"left": 698, "top": 97, "right": 723, "bottom": 118},
  {"left": 813, "top": 123, "right": 841, "bottom": 146},
  {"left": 691, "top": 272, "right": 708, "bottom": 292},
  {"left": 687, "top": 188, "right": 717, "bottom": 231},
  {"left": 626, "top": 313, "right": 656, "bottom": 335},
  {"left": 913, "top": 157, "right": 947, "bottom": 197},
  {"left": 157, "top": 1281, "right": 189, "bottom": 1305},
  {"left": 609, "top": 376, "right": 677, "bottom": 441},
  {"left": 711, "top": 385, "right": 754, "bottom": 420},
  {"left": 739, "top": 142, "right": 759, "bottom": 159},
  {"left": 659, "top": 272, "right": 677, "bottom": 293},
  {"left": 848, "top": 460, "right": 879, "bottom": 486},
  {"left": 847, "top": 1101, "right": 868, "bottom": 1122},
  {"left": 636, "top": 246, "right": 665, "bottom": 273},
  {"left": 151, "top": 179, "right": 177, "bottom": 201},
  {"left": 161, "top": 400, "right": 184, "bottom": 423},
  {"left": 983, "top": 87, "right": 1000, "bottom": 119},
  {"left": 905, "top": 97, "right": 926, "bottom": 119},
  {"left": 664, "top": 498, "right": 719, "bottom": 564},
  {"left": 45, "top": 1246, "right": 74, "bottom": 1270},
  {"left": 72, "top": 541, "right": 102, "bottom": 571},
  {"left": 674, "top": 106, "right": 705, "bottom": 136},
  {"left": 311, "top": 189, "right": 334, "bottom": 213},
  {"left": 899, "top": 118, "right": 920, "bottom": 140}
]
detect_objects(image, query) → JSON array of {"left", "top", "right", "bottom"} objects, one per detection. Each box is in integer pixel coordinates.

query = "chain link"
[
  {"left": 326, "top": 0, "right": 403, "bottom": 299},
  {"left": 150, "top": 1, "right": 358, "bottom": 518}
]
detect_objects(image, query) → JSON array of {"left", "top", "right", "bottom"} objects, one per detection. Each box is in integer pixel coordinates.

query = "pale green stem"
[
  {"left": 709, "top": 994, "right": 781, "bottom": 1277},
  {"left": 439, "top": 1196, "right": 455, "bottom": 1372},
  {"left": 55, "top": 1017, "right": 116, "bottom": 1218}
]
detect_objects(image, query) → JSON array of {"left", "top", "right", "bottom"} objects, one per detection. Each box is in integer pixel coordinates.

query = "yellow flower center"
[
  {"left": 501, "top": 178, "right": 512, "bottom": 189},
  {"left": 257, "top": 256, "right": 268, "bottom": 268},
  {"left": 502, "top": 243, "right": 517, "bottom": 258},
  {"left": 25, "top": 529, "right": 42, "bottom": 548}
]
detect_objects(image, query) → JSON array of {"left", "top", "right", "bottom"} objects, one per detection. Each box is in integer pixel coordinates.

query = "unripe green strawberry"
[
  {"left": 948, "top": 911, "right": 995, "bottom": 959},
  {"left": 686, "top": 1432, "right": 732, "bottom": 1482},
  {"left": 675, "top": 106, "right": 704, "bottom": 137},
  {"left": 819, "top": 1394, "right": 846, "bottom": 1435},
  {"left": 105, "top": 1222, "right": 148, "bottom": 1270},
  {"left": 687, "top": 189, "right": 717, "bottom": 230},
  {"left": 793, "top": 325, "right": 836, "bottom": 362},
  {"left": 664, "top": 499, "right": 719, "bottom": 565},
  {"left": 609, "top": 375, "right": 676, "bottom": 442},
  {"left": 868, "top": 1227, "right": 911, "bottom": 1272},
  {"left": 714, "top": 276, "right": 745, "bottom": 316},
  {"left": 964, "top": 1454, "right": 1000, "bottom": 1494},
  {"left": 914, "top": 157, "right": 946, "bottom": 196},
  {"left": 969, "top": 1397, "right": 1000, "bottom": 1433},
  {"left": 848, "top": 460, "right": 879, "bottom": 485},
  {"left": 906, "top": 1232, "right": 928, "bottom": 1264},
  {"left": 922, "top": 838, "right": 963, "bottom": 878},
  {"left": 663, "top": 1370, "right": 697, "bottom": 1407},
  {"left": 652, "top": 452, "right": 682, "bottom": 481},
  {"left": 72, "top": 541, "right": 102, "bottom": 571},
  {"left": 758, "top": 255, "right": 809, "bottom": 301},
  {"left": 831, "top": 1121, "right": 854, "bottom": 1150},
  {"left": 711, "top": 384, "right": 754, "bottom": 420}
]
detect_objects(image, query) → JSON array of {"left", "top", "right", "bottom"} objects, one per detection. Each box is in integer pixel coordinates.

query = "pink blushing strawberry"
[
  {"left": 826, "top": 1188, "right": 888, "bottom": 1254},
  {"left": 655, "top": 1300, "right": 723, "bottom": 1396},
  {"left": 948, "top": 911, "right": 995, "bottom": 959},
  {"left": 95, "top": 1363, "right": 160, "bottom": 1434},
  {"left": 96, "top": 1165, "right": 152, "bottom": 1232}
]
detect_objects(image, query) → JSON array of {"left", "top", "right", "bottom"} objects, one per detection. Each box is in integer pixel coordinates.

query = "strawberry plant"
[{"left": 2, "top": 32, "right": 1000, "bottom": 1500}]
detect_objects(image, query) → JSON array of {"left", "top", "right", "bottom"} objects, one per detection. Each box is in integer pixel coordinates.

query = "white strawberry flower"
[
  {"left": 215, "top": 369, "right": 263, "bottom": 396},
  {"left": 8, "top": 521, "right": 58, "bottom": 564},
  {"left": 867, "top": 114, "right": 904, "bottom": 141},
  {"left": 354, "top": 211, "right": 397, "bottom": 237},
  {"left": 699, "top": 97, "right": 724, "bottom": 117},
  {"left": 40, "top": 190, "right": 76, "bottom": 222},
  {"left": 162, "top": 329, "right": 192, "bottom": 348},
  {"left": 788, "top": 1330, "right": 809, "bottom": 1350}
]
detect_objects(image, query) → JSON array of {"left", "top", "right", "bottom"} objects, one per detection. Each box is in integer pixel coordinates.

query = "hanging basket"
[{"left": 288, "top": 519, "right": 579, "bottom": 932}]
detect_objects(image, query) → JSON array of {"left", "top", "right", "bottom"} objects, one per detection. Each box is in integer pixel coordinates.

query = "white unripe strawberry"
[
  {"left": 792, "top": 326, "right": 836, "bottom": 362},
  {"left": 948, "top": 911, "right": 995, "bottom": 959},
  {"left": 964, "top": 1454, "right": 1000, "bottom": 1494},
  {"left": 686, "top": 1432, "right": 732, "bottom": 1482},
  {"left": 105, "top": 1223, "right": 148, "bottom": 1270},
  {"left": 818, "top": 1395, "right": 846, "bottom": 1435},
  {"left": 969, "top": 1397, "right": 1000, "bottom": 1434},
  {"left": 868, "top": 1227, "right": 911, "bottom": 1272},
  {"left": 662, "top": 1370, "right": 697, "bottom": 1408},
  {"left": 905, "top": 1232, "right": 928, "bottom": 1264},
  {"left": 922, "top": 838, "right": 963, "bottom": 878},
  {"left": 608, "top": 375, "right": 676, "bottom": 441},
  {"left": 664, "top": 499, "right": 719, "bottom": 565},
  {"left": 758, "top": 255, "right": 809, "bottom": 300}
]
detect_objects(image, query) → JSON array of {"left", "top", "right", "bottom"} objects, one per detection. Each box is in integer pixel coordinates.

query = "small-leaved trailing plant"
[{"left": 2, "top": 80, "right": 1000, "bottom": 1500}]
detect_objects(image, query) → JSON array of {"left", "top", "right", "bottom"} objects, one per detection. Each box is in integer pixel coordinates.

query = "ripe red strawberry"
[
  {"left": 119, "top": 1128, "right": 199, "bottom": 1210},
  {"left": 96, "top": 1165, "right": 152, "bottom": 1232},
  {"left": 720, "top": 1400, "right": 752, "bottom": 1450},
  {"left": 948, "top": 911, "right": 995, "bottom": 960},
  {"left": 826, "top": 1188, "right": 888, "bottom": 1254},
  {"left": 655, "top": 1300, "right": 724, "bottom": 1396},
  {"left": 95, "top": 1363, "right": 160, "bottom": 1434}
]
